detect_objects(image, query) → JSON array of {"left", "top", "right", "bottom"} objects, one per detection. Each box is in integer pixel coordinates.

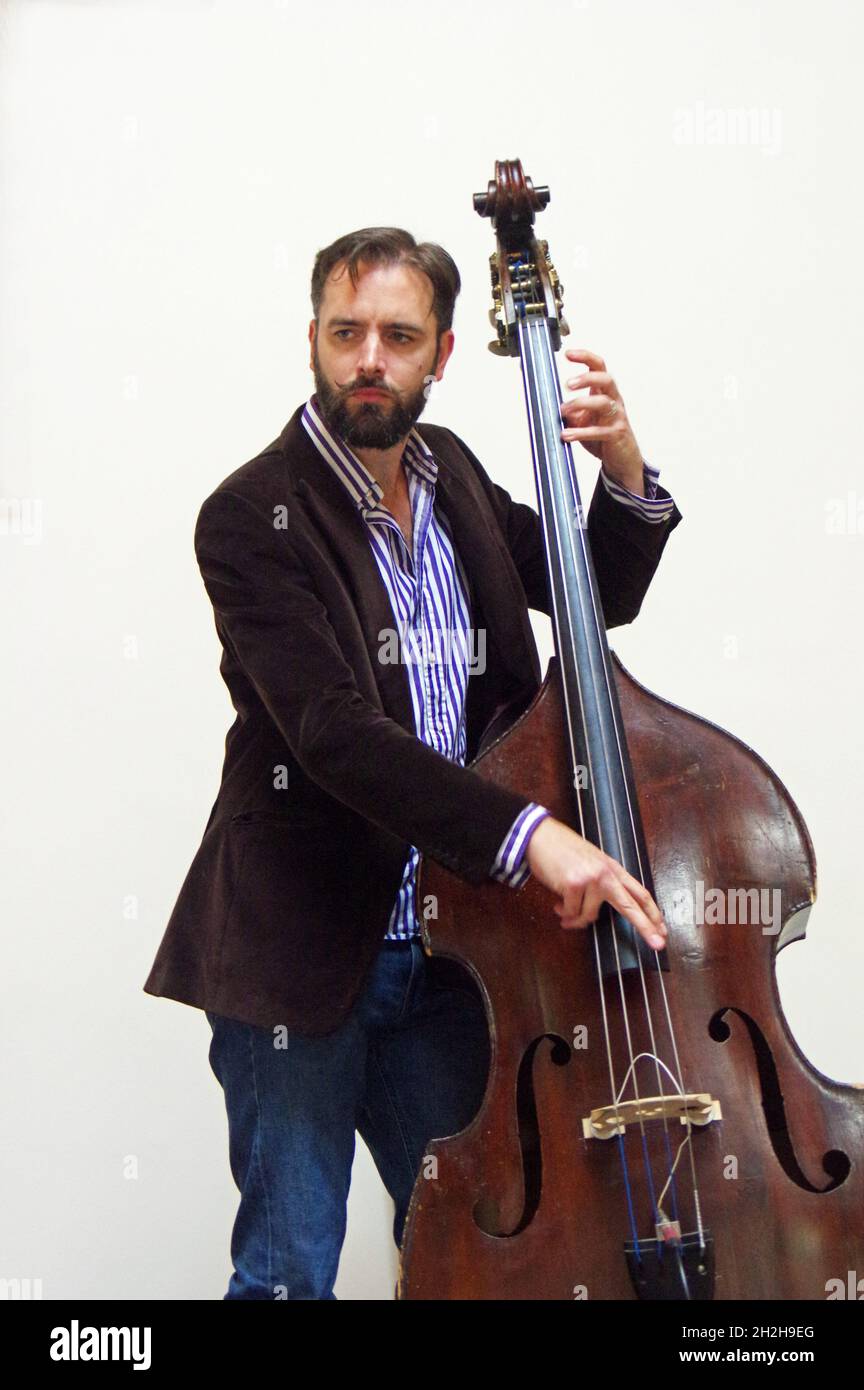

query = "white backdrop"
[{"left": 2, "top": 0, "right": 862, "bottom": 1301}]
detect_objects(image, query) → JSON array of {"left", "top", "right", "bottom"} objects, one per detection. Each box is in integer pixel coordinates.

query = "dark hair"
[{"left": 310, "top": 227, "right": 461, "bottom": 335}]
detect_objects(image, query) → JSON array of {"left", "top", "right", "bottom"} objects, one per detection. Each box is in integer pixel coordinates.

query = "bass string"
[
  {"left": 533, "top": 318, "right": 705, "bottom": 1241},
  {"left": 534, "top": 312, "right": 706, "bottom": 1245},
  {"left": 518, "top": 313, "right": 704, "bottom": 1248},
  {"left": 519, "top": 313, "right": 663, "bottom": 1239},
  {"left": 514, "top": 314, "right": 653, "bottom": 1244},
  {"left": 516, "top": 314, "right": 636, "bottom": 1192}
]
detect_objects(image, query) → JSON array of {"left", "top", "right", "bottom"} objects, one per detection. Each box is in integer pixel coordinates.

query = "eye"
[
  {"left": 333, "top": 328, "right": 353, "bottom": 340},
  {"left": 391, "top": 332, "right": 412, "bottom": 344}
]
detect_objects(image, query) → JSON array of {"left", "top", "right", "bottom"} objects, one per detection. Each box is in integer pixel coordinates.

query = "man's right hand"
[{"left": 525, "top": 817, "right": 667, "bottom": 950}]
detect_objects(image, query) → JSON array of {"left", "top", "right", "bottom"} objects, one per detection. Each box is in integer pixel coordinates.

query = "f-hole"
[
  {"left": 473, "top": 1033, "right": 571, "bottom": 1237},
  {"left": 710, "top": 1007, "right": 850, "bottom": 1192}
]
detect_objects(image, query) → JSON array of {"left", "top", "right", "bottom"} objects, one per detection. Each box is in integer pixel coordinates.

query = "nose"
[{"left": 354, "top": 330, "right": 387, "bottom": 381}]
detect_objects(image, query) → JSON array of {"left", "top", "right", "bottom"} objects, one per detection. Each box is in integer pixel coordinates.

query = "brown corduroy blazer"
[{"left": 142, "top": 405, "right": 682, "bottom": 1033}]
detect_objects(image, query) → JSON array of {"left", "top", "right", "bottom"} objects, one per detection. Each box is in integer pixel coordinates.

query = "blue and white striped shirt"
[{"left": 301, "top": 395, "right": 674, "bottom": 940}]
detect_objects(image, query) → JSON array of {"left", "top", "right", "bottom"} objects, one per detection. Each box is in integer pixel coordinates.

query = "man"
[{"left": 143, "top": 226, "right": 682, "bottom": 1300}]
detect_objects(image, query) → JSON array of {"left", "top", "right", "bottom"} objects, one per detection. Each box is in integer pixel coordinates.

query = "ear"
[
  {"left": 433, "top": 329, "right": 455, "bottom": 381},
  {"left": 308, "top": 319, "right": 316, "bottom": 370}
]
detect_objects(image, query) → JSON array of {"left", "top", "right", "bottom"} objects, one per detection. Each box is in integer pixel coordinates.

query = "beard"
[{"left": 312, "top": 342, "right": 435, "bottom": 450}]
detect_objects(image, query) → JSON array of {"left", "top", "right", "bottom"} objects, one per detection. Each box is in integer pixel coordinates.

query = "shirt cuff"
[
  {"left": 600, "top": 460, "right": 677, "bottom": 524},
  {"left": 488, "top": 802, "right": 552, "bottom": 888}
]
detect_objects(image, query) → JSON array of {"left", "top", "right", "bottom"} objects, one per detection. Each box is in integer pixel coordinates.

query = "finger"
[
  {"left": 561, "top": 393, "right": 618, "bottom": 411},
  {"left": 608, "top": 882, "right": 666, "bottom": 948},
  {"left": 607, "top": 863, "right": 665, "bottom": 926},
  {"left": 560, "top": 394, "right": 619, "bottom": 419},
  {"left": 554, "top": 886, "right": 585, "bottom": 921},
  {"left": 560, "top": 884, "right": 604, "bottom": 930},
  {"left": 578, "top": 884, "right": 605, "bottom": 927},
  {"left": 556, "top": 913, "right": 594, "bottom": 930},
  {"left": 564, "top": 348, "right": 607, "bottom": 371},
  {"left": 565, "top": 371, "right": 613, "bottom": 389},
  {"left": 561, "top": 422, "right": 629, "bottom": 440}
]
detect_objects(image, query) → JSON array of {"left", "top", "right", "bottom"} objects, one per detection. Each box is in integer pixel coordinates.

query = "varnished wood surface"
[{"left": 397, "top": 656, "right": 864, "bottom": 1300}]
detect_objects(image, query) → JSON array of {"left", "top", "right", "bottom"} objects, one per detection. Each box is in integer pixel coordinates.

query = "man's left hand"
[{"left": 559, "top": 347, "right": 645, "bottom": 498}]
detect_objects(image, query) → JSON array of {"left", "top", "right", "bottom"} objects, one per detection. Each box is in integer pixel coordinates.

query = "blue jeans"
[{"left": 205, "top": 939, "right": 489, "bottom": 1299}]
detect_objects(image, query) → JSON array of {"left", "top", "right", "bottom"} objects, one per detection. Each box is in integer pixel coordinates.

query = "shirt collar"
[{"left": 301, "top": 394, "right": 438, "bottom": 514}]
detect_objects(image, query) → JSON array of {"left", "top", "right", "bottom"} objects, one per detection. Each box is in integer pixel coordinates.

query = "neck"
[{"left": 352, "top": 438, "right": 410, "bottom": 499}]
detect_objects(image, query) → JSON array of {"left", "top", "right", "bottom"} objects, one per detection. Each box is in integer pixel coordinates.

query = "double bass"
[{"left": 397, "top": 159, "right": 864, "bottom": 1301}]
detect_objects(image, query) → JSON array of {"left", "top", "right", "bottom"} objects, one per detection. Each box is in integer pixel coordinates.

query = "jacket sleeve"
[
  {"left": 194, "top": 488, "right": 534, "bottom": 886},
  {"left": 449, "top": 434, "right": 683, "bottom": 628}
]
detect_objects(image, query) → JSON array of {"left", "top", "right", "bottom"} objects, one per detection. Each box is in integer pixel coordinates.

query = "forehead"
[{"left": 320, "top": 259, "right": 435, "bottom": 324}]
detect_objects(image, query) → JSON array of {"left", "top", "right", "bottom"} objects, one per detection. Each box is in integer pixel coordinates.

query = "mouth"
[{"left": 349, "top": 387, "right": 392, "bottom": 401}]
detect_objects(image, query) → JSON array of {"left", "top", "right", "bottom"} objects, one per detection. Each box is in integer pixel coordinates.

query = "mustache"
[{"left": 342, "top": 379, "right": 397, "bottom": 398}]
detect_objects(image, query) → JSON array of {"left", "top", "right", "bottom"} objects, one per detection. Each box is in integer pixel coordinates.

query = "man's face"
[{"left": 309, "top": 260, "right": 454, "bottom": 449}]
